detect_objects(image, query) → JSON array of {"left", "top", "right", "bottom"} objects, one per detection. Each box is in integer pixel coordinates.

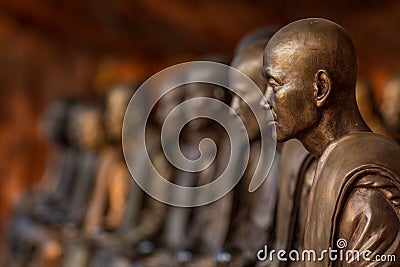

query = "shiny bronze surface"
[
  {"left": 261, "top": 18, "right": 366, "bottom": 156},
  {"left": 261, "top": 18, "right": 400, "bottom": 266}
]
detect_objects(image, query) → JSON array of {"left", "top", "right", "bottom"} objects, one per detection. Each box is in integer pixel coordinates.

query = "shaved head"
[
  {"left": 264, "top": 18, "right": 358, "bottom": 103},
  {"left": 261, "top": 18, "right": 365, "bottom": 149}
]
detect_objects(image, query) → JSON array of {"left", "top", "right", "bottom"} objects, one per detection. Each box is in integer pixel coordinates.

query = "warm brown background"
[{"left": 1, "top": 0, "right": 400, "bottom": 260}]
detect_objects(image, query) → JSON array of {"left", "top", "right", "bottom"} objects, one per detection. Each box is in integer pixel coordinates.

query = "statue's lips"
[
  {"left": 266, "top": 107, "right": 279, "bottom": 127},
  {"left": 268, "top": 106, "right": 278, "bottom": 122}
]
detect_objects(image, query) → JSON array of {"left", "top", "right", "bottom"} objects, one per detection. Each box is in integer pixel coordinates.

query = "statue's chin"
[{"left": 276, "top": 131, "right": 291, "bottom": 143}]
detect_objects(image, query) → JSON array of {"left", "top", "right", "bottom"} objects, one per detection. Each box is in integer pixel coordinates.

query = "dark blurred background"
[{"left": 1, "top": 0, "right": 400, "bottom": 261}]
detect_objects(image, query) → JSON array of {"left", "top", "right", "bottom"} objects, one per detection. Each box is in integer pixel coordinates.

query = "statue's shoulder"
[
  {"left": 304, "top": 132, "right": 400, "bottom": 258},
  {"left": 317, "top": 132, "right": 400, "bottom": 183},
  {"left": 315, "top": 132, "right": 400, "bottom": 213},
  {"left": 323, "top": 132, "right": 399, "bottom": 159},
  {"left": 328, "top": 132, "right": 400, "bottom": 239}
]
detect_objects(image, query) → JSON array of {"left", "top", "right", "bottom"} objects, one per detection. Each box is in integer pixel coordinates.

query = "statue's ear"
[{"left": 313, "top": 70, "right": 331, "bottom": 108}]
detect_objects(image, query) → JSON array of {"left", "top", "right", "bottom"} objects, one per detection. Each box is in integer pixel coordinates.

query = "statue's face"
[
  {"left": 381, "top": 79, "right": 400, "bottom": 132},
  {"left": 230, "top": 47, "right": 265, "bottom": 142},
  {"left": 261, "top": 44, "right": 319, "bottom": 142},
  {"left": 78, "top": 109, "right": 103, "bottom": 150},
  {"left": 42, "top": 101, "right": 68, "bottom": 145},
  {"left": 230, "top": 87, "right": 260, "bottom": 141},
  {"left": 105, "top": 88, "right": 130, "bottom": 142}
]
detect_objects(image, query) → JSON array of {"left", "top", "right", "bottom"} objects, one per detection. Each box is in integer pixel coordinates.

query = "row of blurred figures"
[{"left": 5, "top": 28, "right": 400, "bottom": 267}]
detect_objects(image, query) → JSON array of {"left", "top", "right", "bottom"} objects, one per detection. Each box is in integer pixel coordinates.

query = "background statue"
[
  {"left": 138, "top": 57, "right": 234, "bottom": 267},
  {"left": 379, "top": 76, "right": 400, "bottom": 142},
  {"left": 61, "top": 104, "right": 105, "bottom": 267},
  {"left": 7, "top": 101, "right": 104, "bottom": 267},
  {"left": 356, "top": 78, "right": 399, "bottom": 143},
  {"left": 217, "top": 27, "right": 279, "bottom": 267},
  {"left": 6, "top": 99, "right": 72, "bottom": 267}
]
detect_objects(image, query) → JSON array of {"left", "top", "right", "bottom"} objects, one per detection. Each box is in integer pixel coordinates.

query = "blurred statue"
[
  {"left": 215, "top": 27, "right": 279, "bottom": 267},
  {"left": 60, "top": 104, "right": 105, "bottom": 267},
  {"left": 261, "top": 18, "right": 400, "bottom": 266},
  {"left": 356, "top": 78, "right": 398, "bottom": 142},
  {"left": 138, "top": 57, "right": 234, "bottom": 267},
  {"left": 33, "top": 101, "right": 82, "bottom": 226},
  {"left": 6, "top": 100, "right": 73, "bottom": 267},
  {"left": 118, "top": 116, "right": 172, "bottom": 256},
  {"left": 177, "top": 82, "right": 232, "bottom": 262},
  {"left": 84, "top": 85, "right": 134, "bottom": 236},
  {"left": 7, "top": 100, "right": 104, "bottom": 267},
  {"left": 65, "top": 85, "right": 137, "bottom": 267},
  {"left": 64, "top": 104, "right": 105, "bottom": 227},
  {"left": 94, "top": 85, "right": 174, "bottom": 267},
  {"left": 380, "top": 76, "right": 400, "bottom": 142}
]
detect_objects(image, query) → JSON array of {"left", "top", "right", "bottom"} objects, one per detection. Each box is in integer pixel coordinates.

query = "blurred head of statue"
[
  {"left": 356, "top": 78, "right": 379, "bottom": 127},
  {"left": 68, "top": 103, "right": 104, "bottom": 152},
  {"left": 260, "top": 18, "right": 368, "bottom": 156},
  {"left": 355, "top": 78, "right": 398, "bottom": 140},
  {"left": 380, "top": 76, "right": 400, "bottom": 134},
  {"left": 230, "top": 27, "right": 276, "bottom": 141},
  {"left": 104, "top": 84, "right": 135, "bottom": 144},
  {"left": 41, "top": 99, "right": 73, "bottom": 148},
  {"left": 183, "top": 54, "right": 230, "bottom": 131}
]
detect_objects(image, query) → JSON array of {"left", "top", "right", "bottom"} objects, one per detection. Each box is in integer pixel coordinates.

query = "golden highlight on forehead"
[
  {"left": 264, "top": 18, "right": 358, "bottom": 88},
  {"left": 266, "top": 19, "right": 345, "bottom": 58}
]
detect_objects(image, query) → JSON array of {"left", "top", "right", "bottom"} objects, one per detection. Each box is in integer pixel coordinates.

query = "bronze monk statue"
[
  {"left": 61, "top": 103, "right": 105, "bottom": 267},
  {"left": 64, "top": 104, "right": 104, "bottom": 229},
  {"left": 99, "top": 84, "right": 174, "bottom": 266},
  {"left": 216, "top": 27, "right": 279, "bottom": 267},
  {"left": 379, "top": 76, "right": 400, "bottom": 143},
  {"left": 134, "top": 88, "right": 187, "bottom": 267},
  {"left": 6, "top": 100, "right": 72, "bottom": 267},
  {"left": 260, "top": 18, "right": 400, "bottom": 266},
  {"left": 7, "top": 101, "right": 104, "bottom": 267},
  {"left": 137, "top": 57, "right": 234, "bottom": 267},
  {"left": 79, "top": 85, "right": 140, "bottom": 267},
  {"left": 84, "top": 85, "right": 135, "bottom": 237},
  {"left": 61, "top": 85, "right": 136, "bottom": 267},
  {"left": 356, "top": 78, "right": 398, "bottom": 143}
]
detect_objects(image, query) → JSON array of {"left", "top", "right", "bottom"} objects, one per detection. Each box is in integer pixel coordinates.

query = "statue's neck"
[{"left": 298, "top": 107, "right": 371, "bottom": 158}]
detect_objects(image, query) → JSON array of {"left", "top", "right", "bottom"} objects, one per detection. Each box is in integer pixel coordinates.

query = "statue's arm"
[{"left": 335, "top": 175, "right": 400, "bottom": 266}]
